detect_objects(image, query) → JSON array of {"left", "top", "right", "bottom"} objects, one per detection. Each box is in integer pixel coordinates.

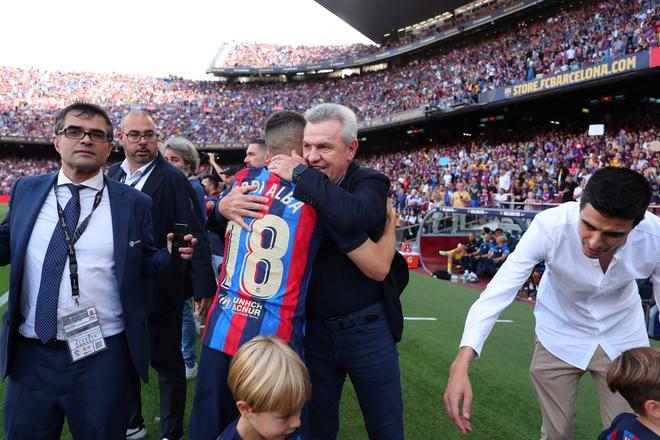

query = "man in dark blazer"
[
  {"left": 267, "top": 103, "right": 408, "bottom": 439},
  {"left": 0, "top": 103, "right": 197, "bottom": 439},
  {"left": 107, "top": 109, "right": 216, "bottom": 440}
]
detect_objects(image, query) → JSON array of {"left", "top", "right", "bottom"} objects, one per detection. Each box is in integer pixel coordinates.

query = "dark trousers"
[
  {"left": 476, "top": 259, "right": 501, "bottom": 278},
  {"left": 128, "top": 306, "right": 186, "bottom": 439},
  {"left": 189, "top": 345, "right": 238, "bottom": 440},
  {"left": 4, "top": 333, "right": 131, "bottom": 440},
  {"left": 305, "top": 302, "right": 404, "bottom": 440},
  {"left": 461, "top": 256, "right": 477, "bottom": 273}
]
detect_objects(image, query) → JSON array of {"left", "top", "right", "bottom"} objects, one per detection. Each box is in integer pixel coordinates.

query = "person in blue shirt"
[
  {"left": 475, "top": 235, "right": 510, "bottom": 279},
  {"left": 599, "top": 347, "right": 660, "bottom": 440},
  {"left": 217, "top": 336, "right": 308, "bottom": 440},
  {"left": 468, "top": 229, "right": 493, "bottom": 277}
]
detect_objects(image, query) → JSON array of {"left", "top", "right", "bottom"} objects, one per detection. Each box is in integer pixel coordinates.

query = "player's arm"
[
  {"left": 217, "top": 183, "right": 269, "bottom": 232},
  {"left": 343, "top": 205, "right": 398, "bottom": 282},
  {"left": 321, "top": 202, "right": 398, "bottom": 282},
  {"left": 443, "top": 217, "right": 547, "bottom": 433}
]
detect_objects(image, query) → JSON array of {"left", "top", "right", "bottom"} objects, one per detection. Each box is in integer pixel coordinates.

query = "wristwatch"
[{"left": 292, "top": 164, "right": 309, "bottom": 182}]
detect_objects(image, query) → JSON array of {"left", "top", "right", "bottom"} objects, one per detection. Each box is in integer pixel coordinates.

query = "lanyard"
[
  {"left": 54, "top": 179, "right": 106, "bottom": 305},
  {"left": 120, "top": 160, "right": 156, "bottom": 188}
]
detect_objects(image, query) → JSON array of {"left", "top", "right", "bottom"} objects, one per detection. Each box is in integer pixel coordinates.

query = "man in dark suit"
[
  {"left": 107, "top": 109, "right": 216, "bottom": 440},
  {"left": 268, "top": 103, "right": 408, "bottom": 439},
  {"left": 0, "top": 103, "right": 197, "bottom": 439}
]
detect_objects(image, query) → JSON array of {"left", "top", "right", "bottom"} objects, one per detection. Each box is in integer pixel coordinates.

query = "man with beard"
[{"left": 108, "top": 109, "right": 216, "bottom": 440}]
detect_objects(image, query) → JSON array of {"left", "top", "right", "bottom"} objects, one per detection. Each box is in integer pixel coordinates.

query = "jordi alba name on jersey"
[{"left": 203, "top": 167, "right": 319, "bottom": 356}]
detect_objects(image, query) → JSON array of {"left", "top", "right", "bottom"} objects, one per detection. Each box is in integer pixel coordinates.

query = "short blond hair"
[
  {"left": 228, "top": 336, "right": 311, "bottom": 415},
  {"left": 607, "top": 347, "right": 660, "bottom": 414}
]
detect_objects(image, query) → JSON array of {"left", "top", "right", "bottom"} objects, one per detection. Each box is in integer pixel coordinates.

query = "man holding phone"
[{"left": 108, "top": 109, "right": 216, "bottom": 440}]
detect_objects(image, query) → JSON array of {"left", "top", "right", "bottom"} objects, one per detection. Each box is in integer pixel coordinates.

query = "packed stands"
[
  {"left": 364, "top": 112, "right": 659, "bottom": 224},
  {"left": 217, "top": 0, "right": 531, "bottom": 68},
  {"left": 1, "top": 0, "right": 657, "bottom": 145},
  {"left": 2, "top": 109, "right": 658, "bottom": 212},
  {"left": 0, "top": 156, "right": 59, "bottom": 195},
  {"left": 219, "top": 42, "right": 375, "bottom": 68}
]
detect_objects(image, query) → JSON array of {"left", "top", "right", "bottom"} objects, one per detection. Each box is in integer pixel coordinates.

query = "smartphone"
[{"left": 171, "top": 223, "right": 189, "bottom": 272}]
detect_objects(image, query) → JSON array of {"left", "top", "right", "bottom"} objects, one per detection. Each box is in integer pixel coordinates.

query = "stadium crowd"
[
  {"left": 0, "top": 0, "right": 657, "bottom": 145},
  {"left": 219, "top": 42, "right": 375, "bottom": 68},
  {"left": 0, "top": 0, "right": 658, "bottom": 438},
  {"left": 218, "top": 0, "right": 535, "bottom": 68},
  {"left": 367, "top": 117, "right": 659, "bottom": 232},
  {"left": 2, "top": 115, "right": 658, "bottom": 223},
  {"left": 0, "top": 156, "right": 59, "bottom": 195}
]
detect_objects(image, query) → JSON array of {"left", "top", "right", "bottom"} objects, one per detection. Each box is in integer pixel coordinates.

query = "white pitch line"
[
  {"left": 0, "top": 291, "right": 8, "bottom": 308},
  {"left": 404, "top": 317, "right": 437, "bottom": 321},
  {"left": 496, "top": 319, "right": 514, "bottom": 323}
]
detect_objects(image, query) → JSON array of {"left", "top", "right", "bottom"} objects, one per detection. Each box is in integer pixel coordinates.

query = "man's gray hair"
[
  {"left": 161, "top": 136, "right": 200, "bottom": 174},
  {"left": 304, "top": 103, "right": 358, "bottom": 147}
]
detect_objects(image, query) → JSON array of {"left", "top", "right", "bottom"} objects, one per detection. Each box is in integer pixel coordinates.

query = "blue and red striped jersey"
[{"left": 203, "top": 167, "right": 320, "bottom": 356}]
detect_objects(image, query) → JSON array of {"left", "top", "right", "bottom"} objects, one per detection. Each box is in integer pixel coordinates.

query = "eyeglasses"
[
  {"left": 122, "top": 131, "right": 158, "bottom": 143},
  {"left": 57, "top": 126, "right": 111, "bottom": 143}
]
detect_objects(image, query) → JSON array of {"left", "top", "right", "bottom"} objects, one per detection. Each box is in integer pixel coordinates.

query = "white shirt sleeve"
[
  {"left": 653, "top": 259, "right": 660, "bottom": 318},
  {"left": 459, "top": 216, "right": 547, "bottom": 357}
]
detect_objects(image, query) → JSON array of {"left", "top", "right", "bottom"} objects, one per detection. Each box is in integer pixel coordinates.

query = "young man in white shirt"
[{"left": 443, "top": 167, "right": 659, "bottom": 439}]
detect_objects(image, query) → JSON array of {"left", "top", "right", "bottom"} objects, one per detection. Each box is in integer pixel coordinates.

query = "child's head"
[
  {"left": 228, "top": 336, "right": 311, "bottom": 439},
  {"left": 607, "top": 347, "right": 660, "bottom": 417}
]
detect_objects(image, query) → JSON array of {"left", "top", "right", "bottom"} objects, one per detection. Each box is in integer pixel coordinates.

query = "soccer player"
[
  {"left": 189, "top": 111, "right": 396, "bottom": 439},
  {"left": 267, "top": 103, "right": 407, "bottom": 439}
]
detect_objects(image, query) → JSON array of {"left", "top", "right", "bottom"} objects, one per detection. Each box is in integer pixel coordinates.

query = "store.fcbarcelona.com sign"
[{"left": 479, "top": 49, "right": 657, "bottom": 104}]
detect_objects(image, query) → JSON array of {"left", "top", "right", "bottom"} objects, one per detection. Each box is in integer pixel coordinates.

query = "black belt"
[
  {"left": 315, "top": 301, "right": 384, "bottom": 331},
  {"left": 19, "top": 334, "right": 67, "bottom": 349}
]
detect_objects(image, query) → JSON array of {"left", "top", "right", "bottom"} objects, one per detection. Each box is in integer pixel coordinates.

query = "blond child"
[
  {"left": 598, "top": 347, "right": 660, "bottom": 439},
  {"left": 217, "top": 336, "right": 311, "bottom": 440}
]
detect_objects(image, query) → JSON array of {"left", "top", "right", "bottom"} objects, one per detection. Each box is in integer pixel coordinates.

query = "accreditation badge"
[{"left": 61, "top": 306, "right": 107, "bottom": 362}]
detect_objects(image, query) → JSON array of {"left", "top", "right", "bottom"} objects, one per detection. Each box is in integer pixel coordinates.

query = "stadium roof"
[{"left": 314, "top": 0, "right": 470, "bottom": 43}]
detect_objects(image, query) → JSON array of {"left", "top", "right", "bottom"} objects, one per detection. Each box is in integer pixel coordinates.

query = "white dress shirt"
[
  {"left": 460, "top": 202, "right": 660, "bottom": 370},
  {"left": 20, "top": 170, "right": 123, "bottom": 340},
  {"left": 119, "top": 158, "right": 156, "bottom": 191}
]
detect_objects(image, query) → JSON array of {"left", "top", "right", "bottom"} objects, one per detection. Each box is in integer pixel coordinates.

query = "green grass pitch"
[{"left": 0, "top": 199, "right": 656, "bottom": 438}]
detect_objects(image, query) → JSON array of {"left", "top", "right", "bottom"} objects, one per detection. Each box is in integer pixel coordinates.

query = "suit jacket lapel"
[
  {"left": 107, "top": 179, "right": 129, "bottom": 290},
  {"left": 11, "top": 173, "right": 57, "bottom": 276},
  {"left": 139, "top": 153, "right": 167, "bottom": 197}
]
